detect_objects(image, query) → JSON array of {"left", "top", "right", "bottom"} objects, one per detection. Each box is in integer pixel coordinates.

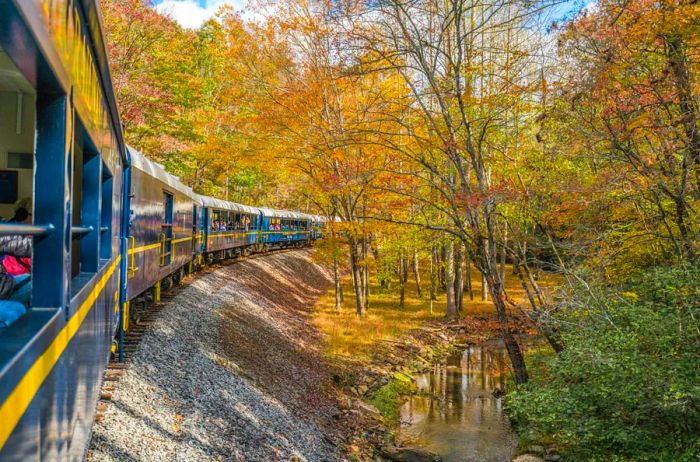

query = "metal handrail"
[
  {"left": 129, "top": 236, "right": 138, "bottom": 273},
  {"left": 160, "top": 233, "right": 166, "bottom": 266},
  {"left": 0, "top": 223, "right": 54, "bottom": 237},
  {"left": 71, "top": 226, "right": 94, "bottom": 237}
]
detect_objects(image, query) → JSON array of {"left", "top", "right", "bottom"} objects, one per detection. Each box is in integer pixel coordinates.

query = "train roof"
[
  {"left": 80, "top": 0, "right": 127, "bottom": 163},
  {"left": 128, "top": 146, "right": 196, "bottom": 198},
  {"left": 258, "top": 208, "right": 310, "bottom": 220},
  {"left": 196, "top": 194, "right": 261, "bottom": 215},
  {"left": 124, "top": 150, "right": 330, "bottom": 220}
]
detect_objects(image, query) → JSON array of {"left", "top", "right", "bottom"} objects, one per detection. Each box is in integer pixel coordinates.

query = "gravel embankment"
[{"left": 88, "top": 250, "right": 343, "bottom": 462}]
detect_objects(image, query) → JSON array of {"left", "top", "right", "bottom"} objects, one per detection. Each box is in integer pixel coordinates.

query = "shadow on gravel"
[
  {"left": 89, "top": 434, "right": 140, "bottom": 462},
  {"left": 217, "top": 252, "right": 337, "bottom": 417},
  {"left": 89, "top": 250, "right": 340, "bottom": 462}
]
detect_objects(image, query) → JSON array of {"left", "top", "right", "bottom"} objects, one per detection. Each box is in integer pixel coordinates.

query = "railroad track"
[{"left": 94, "top": 247, "right": 303, "bottom": 423}]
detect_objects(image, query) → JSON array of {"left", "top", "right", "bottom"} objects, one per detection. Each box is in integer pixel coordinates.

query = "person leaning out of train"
[{"left": 0, "top": 198, "right": 33, "bottom": 329}]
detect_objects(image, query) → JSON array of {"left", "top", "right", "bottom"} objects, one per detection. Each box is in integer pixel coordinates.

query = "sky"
[
  {"left": 153, "top": 0, "right": 250, "bottom": 29},
  {"left": 153, "top": 0, "right": 587, "bottom": 30}
]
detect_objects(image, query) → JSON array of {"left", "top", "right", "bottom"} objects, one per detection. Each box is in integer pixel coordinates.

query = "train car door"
[
  {"left": 162, "top": 192, "right": 173, "bottom": 266},
  {"left": 192, "top": 204, "right": 198, "bottom": 254},
  {"left": 203, "top": 207, "right": 210, "bottom": 252}
]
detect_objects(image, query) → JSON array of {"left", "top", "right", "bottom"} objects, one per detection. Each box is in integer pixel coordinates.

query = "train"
[{"left": 0, "top": 1, "right": 324, "bottom": 460}]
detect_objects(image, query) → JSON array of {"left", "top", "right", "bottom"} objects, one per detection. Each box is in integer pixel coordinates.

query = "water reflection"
[{"left": 399, "top": 341, "right": 518, "bottom": 462}]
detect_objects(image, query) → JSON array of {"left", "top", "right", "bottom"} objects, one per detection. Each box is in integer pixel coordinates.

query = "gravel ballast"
[{"left": 88, "top": 250, "right": 343, "bottom": 462}]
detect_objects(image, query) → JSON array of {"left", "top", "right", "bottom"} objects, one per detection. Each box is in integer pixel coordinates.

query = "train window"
[
  {"left": 71, "top": 118, "right": 101, "bottom": 287},
  {"left": 211, "top": 209, "right": 221, "bottom": 232},
  {"left": 0, "top": 55, "right": 34, "bottom": 220},
  {"left": 162, "top": 192, "right": 173, "bottom": 266},
  {"left": 7, "top": 152, "right": 33, "bottom": 169},
  {"left": 0, "top": 46, "right": 36, "bottom": 331},
  {"left": 100, "top": 164, "right": 113, "bottom": 260}
]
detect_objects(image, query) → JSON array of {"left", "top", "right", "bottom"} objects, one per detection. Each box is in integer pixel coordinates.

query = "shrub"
[
  {"left": 506, "top": 267, "right": 700, "bottom": 461},
  {"left": 370, "top": 372, "right": 415, "bottom": 423}
]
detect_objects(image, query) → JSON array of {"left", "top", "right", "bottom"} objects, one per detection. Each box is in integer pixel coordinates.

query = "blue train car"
[
  {"left": 122, "top": 147, "right": 196, "bottom": 318},
  {"left": 258, "top": 208, "right": 312, "bottom": 249},
  {"left": 198, "top": 195, "right": 260, "bottom": 260},
  {"left": 0, "top": 0, "right": 125, "bottom": 459}
]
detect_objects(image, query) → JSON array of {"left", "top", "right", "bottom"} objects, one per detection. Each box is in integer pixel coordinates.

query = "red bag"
[{"left": 2, "top": 255, "right": 31, "bottom": 276}]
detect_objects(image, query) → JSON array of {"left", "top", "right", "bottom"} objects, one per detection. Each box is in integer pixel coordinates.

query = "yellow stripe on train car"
[
  {"left": 128, "top": 236, "right": 197, "bottom": 256},
  {"left": 127, "top": 242, "right": 160, "bottom": 255},
  {"left": 0, "top": 256, "right": 121, "bottom": 450}
]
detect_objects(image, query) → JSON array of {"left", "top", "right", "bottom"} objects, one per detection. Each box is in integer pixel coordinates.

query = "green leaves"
[{"left": 506, "top": 267, "right": 700, "bottom": 461}]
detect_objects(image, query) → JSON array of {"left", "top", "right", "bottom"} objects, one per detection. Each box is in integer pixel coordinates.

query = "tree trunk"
[
  {"left": 430, "top": 246, "right": 437, "bottom": 300},
  {"left": 674, "top": 195, "right": 696, "bottom": 263},
  {"left": 487, "top": 272, "right": 528, "bottom": 384},
  {"left": 445, "top": 241, "right": 457, "bottom": 319},
  {"left": 454, "top": 244, "right": 463, "bottom": 312},
  {"left": 480, "top": 213, "right": 528, "bottom": 384},
  {"left": 349, "top": 238, "right": 364, "bottom": 316},
  {"left": 439, "top": 245, "right": 446, "bottom": 290},
  {"left": 666, "top": 34, "right": 700, "bottom": 198},
  {"left": 333, "top": 256, "right": 342, "bottom": 310},
  {"left": 481, "top": 272, "right": 488, "bottom": 301},
  {"left": 466, "top": 253, "right": 473, "bottom": 300},
  {"left": 514, "top": 259, "right": 564, "bottom": 354},
  {"left": 363, "top": 236, "right": 370, "bottom": 312},
  {"left": 499, "top": 226, "right": 507, "bottom": 285},
  {"left": 399, "top": 249, "right": 407, "bottom": 308},
  {"left": 413, "top": 249, "right": 422, "bottom": 298}
]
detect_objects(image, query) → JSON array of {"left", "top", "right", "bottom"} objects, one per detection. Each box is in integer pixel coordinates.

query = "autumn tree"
[
  {"left": 333, "top": 0, "right": 563, "bottom": 383},
  {"left": 553, "top": 0, "right": 700, "bottom": 270}
]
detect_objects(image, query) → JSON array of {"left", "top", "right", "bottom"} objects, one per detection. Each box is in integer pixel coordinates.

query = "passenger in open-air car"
[{"left": 0, "top": 199, "right": 34, "bottom": 329}]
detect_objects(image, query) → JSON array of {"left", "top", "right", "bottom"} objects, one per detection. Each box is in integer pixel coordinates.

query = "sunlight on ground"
[{"left": 312, "top": 264, "right": 560, "bottom": 360}]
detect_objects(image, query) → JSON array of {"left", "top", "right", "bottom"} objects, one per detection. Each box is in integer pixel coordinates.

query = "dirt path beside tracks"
[{"left": 88, "top": 250, "right": 343, "bottom": 462}]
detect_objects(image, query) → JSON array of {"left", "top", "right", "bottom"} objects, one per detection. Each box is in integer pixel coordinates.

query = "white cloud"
[{"left": 155, "top": 0, "right": 247, "bottom": 29}]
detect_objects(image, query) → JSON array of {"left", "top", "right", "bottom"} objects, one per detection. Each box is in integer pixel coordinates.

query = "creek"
[{"left": 398, "top": 340, "right": 519, "bottom": 462}]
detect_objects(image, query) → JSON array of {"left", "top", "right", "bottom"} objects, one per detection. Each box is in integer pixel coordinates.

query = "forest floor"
[{"left": 312, "top": 261, "right": 557, "bottom": 359}]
